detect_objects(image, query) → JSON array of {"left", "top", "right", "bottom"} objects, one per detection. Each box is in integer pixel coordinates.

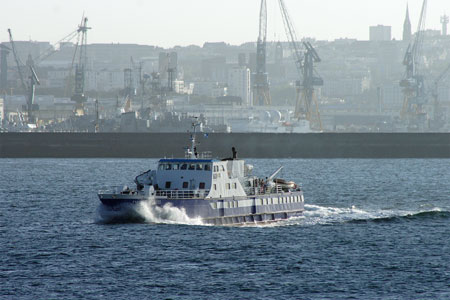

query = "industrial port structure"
[{"left": 1, "top": 1, "right": 450, "bottom": 143}]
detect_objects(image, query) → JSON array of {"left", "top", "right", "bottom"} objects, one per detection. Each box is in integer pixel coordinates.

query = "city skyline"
[{"left": 1, "top": 0, "right": 449, "bottom": 48}]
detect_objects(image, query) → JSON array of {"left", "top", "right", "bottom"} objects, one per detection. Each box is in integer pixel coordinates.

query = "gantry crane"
[
  {"left": 400, "top": 0, "right": 428, "bottom": 130},
  {"left": 71, "top": 17, "right": 91, "bottom": 116},
  {"left": 278, "top": 0, "right": 323, "bottom": 130},
  {"left": 253, "top": 0, "right": 271, "bottom": 106},
  {"left": 298, "top": 41, "right": 323, "bottom": 130},
  {"left": 8, "top": 29, "right": 40, "bottom": 125},
  {"left": 7, "top": 23, "right": 85, "bottom": 124}
]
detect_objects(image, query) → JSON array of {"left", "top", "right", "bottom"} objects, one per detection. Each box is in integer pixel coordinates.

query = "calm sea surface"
[{"left": 1, "top": 158, "right": 449, "bottom": 300}]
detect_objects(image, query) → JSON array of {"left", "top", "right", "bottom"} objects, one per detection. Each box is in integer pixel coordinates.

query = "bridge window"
[
  {"left": 165, "top": 182, "right": 171, "bottom": 189},
  {"left": 158, "top": 164, "right": 165, "bottom": 170},
  {"left": 165, "top": 164, "right": 172, "bottom": 170},
  {"left": 196, "top": 164, "right": 203, "bottom": 170},
  {"left": 182, "top": 182, "right": 188, "bottom": 189},
  {"left": 213, "top": 166, "right": 218, "bottom": 172},
  {"left": 199, "top": 182, "right": 206, "bottom": 189},
  {"left": 189, "top": 164, "right": 196, "bottom": 170},
  {"left": 173, "top": 164, "right": 180, "bottom": 170},
  {"left": 205, "top": 164, "right": 211, "bottom": 171}
]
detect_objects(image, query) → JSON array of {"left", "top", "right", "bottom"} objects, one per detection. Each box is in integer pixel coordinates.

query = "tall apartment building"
[{"left": 227, "top": 67, "right": 252, "bottom": 106}]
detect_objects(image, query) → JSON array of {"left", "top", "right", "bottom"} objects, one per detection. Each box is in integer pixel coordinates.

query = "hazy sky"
[{"left": 1, "top": 0, "right": 449, "bottom": 48}]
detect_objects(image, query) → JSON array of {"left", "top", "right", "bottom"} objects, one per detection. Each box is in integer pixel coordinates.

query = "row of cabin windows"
[
  {"left": 211, "top": 202, "right": 239, "bottom": 209},
  {"left": 210, "top": 196, "right": 302, "bottom": 210},
  {"left": 213, "top": 165, "right": 225, "bottom": 172},
  {"left": 159, "top": 163, "right": 212, "bottom": 171},
  {"left": 165, "top": 181, "right": 206, "bottom": 189},
  {"left": 213, "top": 182, "right": 237, "bottom": 190},
  {"left": 258, "top": 196, "right": 302, "bottom": 205}
]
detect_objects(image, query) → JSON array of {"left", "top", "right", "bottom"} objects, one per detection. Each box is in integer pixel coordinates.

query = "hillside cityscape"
[{"left": 1, "top": 2, "right": 450, "bottom": 133}]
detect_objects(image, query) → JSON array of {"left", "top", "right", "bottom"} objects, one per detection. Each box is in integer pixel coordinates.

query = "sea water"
[{"left": 1, "top": 158, "right": 449, "bottom": 299}]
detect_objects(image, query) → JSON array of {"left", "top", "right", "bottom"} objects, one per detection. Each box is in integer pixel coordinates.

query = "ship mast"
[{"left": 188, "top": 121, "right": 200, "bottom": 159}]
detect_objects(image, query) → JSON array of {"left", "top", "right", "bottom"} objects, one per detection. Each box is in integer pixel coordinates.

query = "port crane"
[
  {"left": 400, "top": 0, "right": 428, "bottom": 130},
  {"left": 7, "top": 29, "right": 41, "bottom": 125},
  {"left": 278, "top": 0, "right": 323, "bottom": 130},
  {"left": 253, "top": 0, "right": 271, "bottom": 106},
  {"left": 7, "top": 24, "right": 85, "bottom": 124},
  {"left": 70, "top": 16, "right": 91, "bottom": 116}
]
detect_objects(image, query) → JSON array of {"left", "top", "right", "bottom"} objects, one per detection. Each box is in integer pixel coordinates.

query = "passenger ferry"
[{"left": 98, "top": 123, "right": 304, "bottom": 225}]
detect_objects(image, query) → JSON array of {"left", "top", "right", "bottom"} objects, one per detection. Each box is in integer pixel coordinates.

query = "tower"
[
  {"left": 403, "top": 4, "right": 412, "bottom": 41},
  {"left": 441, "top": 14, "right": 449, "bottom": 36}
]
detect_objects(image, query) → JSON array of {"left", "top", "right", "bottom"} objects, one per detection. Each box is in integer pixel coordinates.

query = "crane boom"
[
  {"left": 278, "top": 0, "right": 303, "bottom": 77},
  {"left": 412, "top": 0, "right": 427, "bottom": 75},
  {"left": 33, "top": 29, "right": 79, "bottom": 65},
  {"left": 253, "top": 0, "right": 271, "bottom": 106},
  {"left": 277, "top": 0, "right": 323, "bottom": 130},
  {"left": 258, "top": 0, "right": 267, "bottom": 43},
  {"left": 7, "top": 29, "right": 27, "bottom": 91},
  {"left": 71, "top": 16, "right": 91, "bottom": 116}
]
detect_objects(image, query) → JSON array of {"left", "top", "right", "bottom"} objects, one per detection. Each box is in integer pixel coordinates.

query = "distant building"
[
  {"left": 47, "top": 69, "right": 71, "bottom": 88},
  {"left": 370, "top": 25, "right": 392, "bottom": 42},
  {"left": 423, "top": 30, "right": 442, "bottom": 38},
  {"left": 97, "top": 70, "right": 125, "bottom": 91},
  {"left": 238, "top": 53, "right": 246, "bottom": 67},
  {"left": 227, "top": 67, "right": 252, "bottom": 106},
  {"left": 403, "top": 5, "right": 412, "bottom": 41},
  {"left": 270, "top": 42, "right": 286, "bottom": 81},
  {"left": 322, "top": 77, "right": 371, "bottom": 99},
  {"left": 201, "top": 56, "right": 228, "bottom": 82},
  {"left": 275, "top": 42, "right": 283, "bottom": 66},
  {"left": 192, "top": 81, "right": 226, "bottom": 98},
  {"left": 2, "top": 40, "right": 51, "bottom": 66},
  {"left": 380, "top": 84, "right": 403, "bottom": 110}
]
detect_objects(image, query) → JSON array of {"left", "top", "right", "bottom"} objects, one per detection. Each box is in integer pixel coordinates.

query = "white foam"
[
  {"left": 97, "top": 198, "right": 204, "bottom": 226},
  {"left": 136, "top": 199, "right": 204, "bottom": 225},
  {"left": 260, "top": 204, "right": 418, "bottom": 227}
]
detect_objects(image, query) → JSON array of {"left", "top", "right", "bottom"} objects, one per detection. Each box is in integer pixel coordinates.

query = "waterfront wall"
[{"left": 1, "top": 132, "right": 450, "bottom": 158}]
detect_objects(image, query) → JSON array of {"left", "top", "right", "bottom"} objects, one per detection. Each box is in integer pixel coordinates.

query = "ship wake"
[
  {"left": 96, "top": 199, "right": 203, "bottom": 226},
  {"left": 266, "top": 204, "right": 448, "bottom": 227}
]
